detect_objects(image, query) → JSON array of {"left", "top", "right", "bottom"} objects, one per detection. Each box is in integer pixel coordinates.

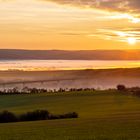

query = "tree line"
[
  {"left": 0, "top": 87, "right": 95, "bottom": 95},
  {"left": 117, "top": 84, "right": 140, "bottom": 97},
  {"left": 0, "top": 85, "right": 139, "bottom": 95}
]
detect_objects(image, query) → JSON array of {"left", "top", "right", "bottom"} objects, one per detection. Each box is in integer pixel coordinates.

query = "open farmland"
[{"left": 0, "top": 91, "right": 140, "bottom": 139}]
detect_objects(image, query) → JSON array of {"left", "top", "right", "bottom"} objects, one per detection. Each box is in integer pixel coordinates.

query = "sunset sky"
[{"left": 0, "top": 0, "right": 140, "bottom": 50}]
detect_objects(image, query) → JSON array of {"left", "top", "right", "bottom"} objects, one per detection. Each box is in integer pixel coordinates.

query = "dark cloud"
[{"left": 46, "top": 0, "right": 140, "bottom": 15}]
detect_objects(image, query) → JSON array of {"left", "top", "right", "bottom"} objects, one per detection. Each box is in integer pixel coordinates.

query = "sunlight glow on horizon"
[
  {"left": 0, "top": 0, "right": 140, "bottom": 50},
  {"left": 127, "top": 37, "right": 137, "bottom": 45}
]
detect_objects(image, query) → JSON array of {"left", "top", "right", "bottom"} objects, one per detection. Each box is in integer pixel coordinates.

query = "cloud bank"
[
  {"left": 46, "top": 0, "right": 140, "bottom": 15},
  {"left": 44, "top": 0, "right": 140, "bottom": 43}
]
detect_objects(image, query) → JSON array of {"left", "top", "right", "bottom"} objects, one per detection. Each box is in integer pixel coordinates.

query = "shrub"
[
  {"left": 19, "top": 110, "right": 50, "bottom": 121},
  {"left": 0, "top": 110, "right": 78, "bottom": 123},
  {"left": 64, "top": 112, "right": 78, "bottom": 118},
  {"left": 0, "top": 111, "right": 17, "bottom": 123},
  {"left": 49, "top": 112, "right": 78, "bottom": 120}
]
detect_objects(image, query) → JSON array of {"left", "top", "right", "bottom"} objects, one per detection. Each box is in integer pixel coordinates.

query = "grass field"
[{"left": 0, "top": 91, "right": 140, "bottom": 140}]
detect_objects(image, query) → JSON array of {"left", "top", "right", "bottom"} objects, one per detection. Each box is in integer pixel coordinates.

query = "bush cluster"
[
  {"left": 0, "top": 110, "right": 78, "bottom": 123},
  {"left": 0, "top": 111, "right": 18, "bottom": 123},
  {"left": 49, "top": 112, "right": 78, "bottom": 120},
  {"left": 19, "top": 110, "right": 50, "bottom": 122}
]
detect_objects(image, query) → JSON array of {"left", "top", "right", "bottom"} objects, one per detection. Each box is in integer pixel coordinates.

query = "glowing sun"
[{"left": 127, "top": 37, "right": 136, "bottom": 45}]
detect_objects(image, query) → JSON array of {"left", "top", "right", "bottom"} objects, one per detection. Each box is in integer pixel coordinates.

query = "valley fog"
[{"left": 0, "top": 69, "right": 139, "bottom": 90}]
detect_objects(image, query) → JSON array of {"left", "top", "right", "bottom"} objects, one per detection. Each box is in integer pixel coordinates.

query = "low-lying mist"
[{"left": 0, "top": 68, "right": 139, "bottom": 90}]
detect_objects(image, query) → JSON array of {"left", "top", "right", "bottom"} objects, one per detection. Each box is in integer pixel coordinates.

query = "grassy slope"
[{"left": 0, "top": 91, "right": 140, "bottom": 139}]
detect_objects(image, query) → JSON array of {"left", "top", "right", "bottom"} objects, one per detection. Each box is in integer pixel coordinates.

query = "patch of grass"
[{"left": 0, "top": 91, "right": 140, "bottom": 139}]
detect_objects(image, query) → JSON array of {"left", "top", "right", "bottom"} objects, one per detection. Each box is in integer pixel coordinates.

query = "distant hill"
[{"left": 0, "top": 49, "right": 140, "bottom": 60}]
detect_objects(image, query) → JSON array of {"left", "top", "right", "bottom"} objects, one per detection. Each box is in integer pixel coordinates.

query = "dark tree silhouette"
[
  {"left": 0, "top": 111, "right": 17, "bottom": 123},
  {"left": 19, "top": 110, "right": 50, "bottom": 121},
  {"left": 117, "top": 84, "right": 126, "bottom": 91}
]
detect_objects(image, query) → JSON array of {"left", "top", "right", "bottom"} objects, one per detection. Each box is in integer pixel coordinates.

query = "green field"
[{"left": 0, "top": 91, "right": 140, "bottom": 140}]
